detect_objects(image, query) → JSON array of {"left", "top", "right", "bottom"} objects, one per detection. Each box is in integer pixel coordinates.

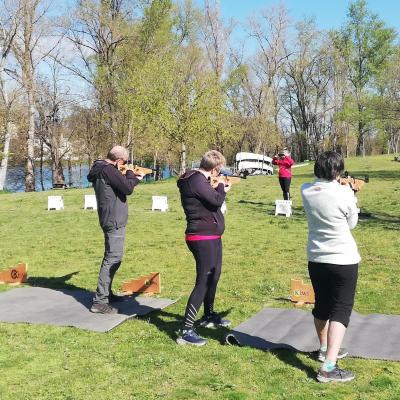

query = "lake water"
[{"left": 4, "top": 165, "right": 171, "bottom": 192}]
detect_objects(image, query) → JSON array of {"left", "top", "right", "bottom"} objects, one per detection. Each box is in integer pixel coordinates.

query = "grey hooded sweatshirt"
[{"left": 87, "top": 160, "right": 139, "bottom": 231}]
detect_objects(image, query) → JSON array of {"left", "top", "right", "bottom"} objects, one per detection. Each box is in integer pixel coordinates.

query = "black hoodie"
[
  {"left": 87, "top": 160, "right": 139, "bottom": 231},
  {"left": 177, "top": 170, "right": 226, "bottom": 235}
]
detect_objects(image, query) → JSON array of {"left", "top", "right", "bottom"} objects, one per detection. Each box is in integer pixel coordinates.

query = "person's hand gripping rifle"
[
  {"left": 210, "top": 175, "right": 242, "bottom": 192},
  {"left": 338, "top": 171, "right": 369, "bottom": 193}
]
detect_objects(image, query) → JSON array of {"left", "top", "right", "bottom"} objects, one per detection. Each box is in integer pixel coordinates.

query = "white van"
[{"left": 235, "top": 152, "right": 274, "bottom": 177}]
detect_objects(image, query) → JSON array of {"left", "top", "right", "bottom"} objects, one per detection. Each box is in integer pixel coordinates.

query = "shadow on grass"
[
  {"left": 138, "top": 309, "right": 181, "bottom": 342},
  {"left": 295, "top": 169, "right": 399, "bottom": 181},
  {"left": 27, "top": 271, "right": 83, "bottom": 291},
  {"left": 27, "top": 272, "right": 93, "bottom": 309},
  {"left": 346, "top": 169, "right": 399, "bottom": 181},
  {"left": 26, "top": 273, "right": 176, "bottom": 317},
  {"left": 237, "top": 199, "right": 273, "bottom": 214},
  {"left": 238, "top": 198, "right": 307, "bottom": 220},
  {"left": 270, "top": 349, "right": 316, "bottom": 379},
  {"left": 140, "top": 308, "right": 233, "bottom": 344},
  {"left": 238, "top": 200, "right": 270, "bottom": 206},
  {"left": 358, "top": 210, "right": 400, "bottom": 230},
  {"left": 265, "top": 205, "right": 305, "bottom": 220},
  {"left": 225, "top": 330, "right": 316, "bottom": 378},
  {"left": 141, "top": 306, "right": 318, "bottom": 380}
]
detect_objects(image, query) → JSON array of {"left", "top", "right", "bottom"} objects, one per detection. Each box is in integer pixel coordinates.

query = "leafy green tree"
[
  {"left": 115, "top": 0, "right": 176, "bottom": 166},
  {"left": 336, "top": 0, "right": 396, "bottom": 155},
  {"left": 116, "top": 0, "right": 224, "bottom": 173},
  {"left": 371, "top": 46, "right": 400, "bottom": 154}
]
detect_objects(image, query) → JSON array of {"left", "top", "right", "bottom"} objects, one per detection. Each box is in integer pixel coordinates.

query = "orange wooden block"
[
  {"left": 121, "top": 272, "right": 160, "bottom": 295},
  {"left": 0, "top": 263, "right": 28, "bottom": 285},
  {"left": 290, "top": 279, "right": 315, "bottom": 306}
]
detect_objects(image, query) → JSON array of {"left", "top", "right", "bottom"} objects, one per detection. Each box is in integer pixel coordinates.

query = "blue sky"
[
  {"left": 46, "top": 0, "right": 398, "bottom": 94},
  {"left": 193, "top": 0, "right": 399, "bottom": 58},
  {"left": 214, "top": 0, "right": 398, "bottom": 31}
]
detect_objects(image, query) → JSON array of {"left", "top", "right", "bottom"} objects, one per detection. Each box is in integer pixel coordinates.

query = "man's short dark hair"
[
  {"left": 107, "top": 146, "right": 129, "bottom": 162},
  {"left": 314, "top": 151, "right": 344, "bottom": 181}
]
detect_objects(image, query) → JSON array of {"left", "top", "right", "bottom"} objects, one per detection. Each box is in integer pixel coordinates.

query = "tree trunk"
[
  {"left": 39, "top": 139, "right": 45, "bottom": 191},
  {"left": 79, "top": 160, "right": 82, "bottom": 187},
  {"left": 153, "top": 151, "right": 157, "bottom": 180},
  {"left": 25, "top": 96, "right": 35, "bottom": 191},
  {"left": 21, "top": 1, "right": 37, "bottom": 192},
  {"left": 0, "top": 57, "right": 13, "bottom": 191},
  {"left": 356, "top": 110, "right": 365, "bottom": 156},
  {"left": 51, "top": 154, "right": 65, "bottom": 186},
  {"left": 296, "top": 131, "right": 308, "bottom": 161},
  {"left": 68, "top": 158, "right": 73, "bottom": 187},
  {"left": 0, "top": 123, "right": 11, "bottom": 190},
  {"left": 0, "top": 122, "right": 12, "bottom": 191},
  {"left": 179, "top": 142, "right": 186, "bottom": 175}
]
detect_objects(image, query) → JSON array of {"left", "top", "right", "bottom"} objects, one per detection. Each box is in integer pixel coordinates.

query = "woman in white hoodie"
[{"left": 301, "top": 151, "right": 360, "bottom": 383}]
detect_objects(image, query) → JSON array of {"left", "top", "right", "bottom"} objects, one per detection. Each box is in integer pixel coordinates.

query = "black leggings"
[
  {"left": 308, "top": 262, "right": 358, "bottom": 327},
  {"left": 183, "top": 239, "right": 222, "bottom": 329},
  {"left": 279, "top": 177, "right": 291, "bottom": 200}
]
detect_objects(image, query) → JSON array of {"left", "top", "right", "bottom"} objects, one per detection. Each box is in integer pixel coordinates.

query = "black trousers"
[
  {"left": 308, "top": 261, "right": 358, "bottom": 327},
  {"left": 182, "top": 239, "right": 222, "bottom": 328},
  {"left": 279, "top": 177, "right": 291, "bottom": 200}
]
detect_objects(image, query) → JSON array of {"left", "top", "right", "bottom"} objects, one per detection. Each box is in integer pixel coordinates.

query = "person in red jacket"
[{"left": 272, "top": 148, "right": 294, "bottom": 200}]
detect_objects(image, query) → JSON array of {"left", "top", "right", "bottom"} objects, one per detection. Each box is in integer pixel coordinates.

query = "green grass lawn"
[{"left": 0, "top": 155, "right": 399, "bottom": 400}]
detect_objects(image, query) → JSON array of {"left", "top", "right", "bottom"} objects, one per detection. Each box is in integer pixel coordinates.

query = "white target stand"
[
  {"left": 48, "top": 195, "right": 64, "bottom": 211},
  {"left": 152, "top": 196, "right": 168, "bottom": 212},
  {"left": 84, "top": 195, "right": 97, "bottom": 210},
  {"left": 275, "top": 200, "right": 292, "bottom": 217}
]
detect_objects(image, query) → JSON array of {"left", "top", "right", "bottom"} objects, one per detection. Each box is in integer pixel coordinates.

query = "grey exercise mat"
[
  {"left": 0, "top": 287, "right": 176, "bottom": 333},
  {"left": 226, "top": 308, "right": 400, "bottom": 361}
]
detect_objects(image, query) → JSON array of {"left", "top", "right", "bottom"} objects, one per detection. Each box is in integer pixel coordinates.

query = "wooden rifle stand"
[
  {"left": 121, "top": 272, "right": 161, "bottom": 295},
  {"left": 290, "top": 279, "right": 315, "bottom": 307},
  {"left": 0, "top": 263, "right": 28, "bottom": 285}
]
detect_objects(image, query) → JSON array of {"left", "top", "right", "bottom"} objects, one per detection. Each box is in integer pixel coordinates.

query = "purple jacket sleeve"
[
  {"left": 190, "top": 174, "right": 226, "bottom": 207},
  {"left": 103, "top": 165, "right": 140, "bottom": 195}
]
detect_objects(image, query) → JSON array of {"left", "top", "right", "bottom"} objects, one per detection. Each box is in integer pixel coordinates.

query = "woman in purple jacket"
[{"left": 176, "top": 150, "right": 231, "bottom": 346}]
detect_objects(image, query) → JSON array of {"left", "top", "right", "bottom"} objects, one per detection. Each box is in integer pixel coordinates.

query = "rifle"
[
  {"left": 118, "top": 164, "right": 153, "bottom": 176},
  {"left": 339, "top": 171, "right": 369, "bottom": 192},
  {"left": 210, "top": 174, "right": 243, "bottom": 188}
]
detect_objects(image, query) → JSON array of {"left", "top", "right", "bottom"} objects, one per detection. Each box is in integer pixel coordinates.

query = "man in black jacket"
[{"left": 87, "top": 146, "right": 143, "bottom": 314}]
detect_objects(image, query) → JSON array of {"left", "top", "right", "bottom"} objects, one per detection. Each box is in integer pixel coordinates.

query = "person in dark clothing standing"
[
  {"left": 87, "top": 146, "right": 144, "bottom": 314},
  {"left": 272, "top": 148, "right": 294, "bottom": 200},
  {"left": 176, "top": 150, "right": 231, "bottom": 346}
]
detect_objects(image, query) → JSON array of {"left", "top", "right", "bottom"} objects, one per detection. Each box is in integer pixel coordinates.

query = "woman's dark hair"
[{"left": 314, "top": 151, "right": 344, "bottom": 180}]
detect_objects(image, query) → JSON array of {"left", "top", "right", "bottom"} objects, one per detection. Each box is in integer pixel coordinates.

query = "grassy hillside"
[{"left": 0, "top": 154, "right": 399, "bottom": 399}]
